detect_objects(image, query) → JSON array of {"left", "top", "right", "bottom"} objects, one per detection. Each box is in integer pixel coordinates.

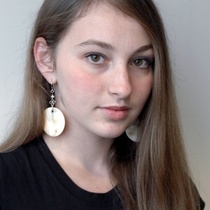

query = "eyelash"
[
  {"left": 85, "top": 52, "right": 154, "bottom": 69},
  {"left": 131, "top": 57, "right": 154, "bottom": 69}
]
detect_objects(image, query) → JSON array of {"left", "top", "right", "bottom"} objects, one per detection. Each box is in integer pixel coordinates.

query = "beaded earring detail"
[
  {"left": 125, "top": 122, "right": 139, "bottom": 142},
  {"left": 43, "top": 84, "right": 65, "bottom": 137}
]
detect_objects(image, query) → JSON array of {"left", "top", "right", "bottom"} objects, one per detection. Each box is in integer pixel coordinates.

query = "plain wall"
[{"left": 0, "top": 0, "right": 209, "bottom": 208}]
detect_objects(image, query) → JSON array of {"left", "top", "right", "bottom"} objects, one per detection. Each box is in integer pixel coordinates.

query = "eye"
[
  {"left": 85, "top": 53, "right": 106, "bottom": 64},
  {"left": 131, "top": 57, "right": 154, "bottom": 69}
]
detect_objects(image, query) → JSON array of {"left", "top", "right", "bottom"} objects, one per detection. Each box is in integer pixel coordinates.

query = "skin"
[{"left": 34, "top": 2, "right": 153, "bottom": 193}]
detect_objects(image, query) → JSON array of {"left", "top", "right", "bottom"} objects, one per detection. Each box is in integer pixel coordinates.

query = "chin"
[{"left": 96, "top": 129, "right": 125, "bottom": 139}]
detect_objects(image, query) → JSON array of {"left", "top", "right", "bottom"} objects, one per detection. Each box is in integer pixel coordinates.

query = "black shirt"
[
  {"left": 0, "top": 137, "right": 122, "bottom": 210},
  {"left": 0, "top": 137, "right": 205, "bottom": 210}
]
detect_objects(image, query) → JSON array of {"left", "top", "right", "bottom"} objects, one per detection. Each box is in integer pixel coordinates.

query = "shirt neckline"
[{"left": 36, "top": 136, "right": 121, "bottom": 207}]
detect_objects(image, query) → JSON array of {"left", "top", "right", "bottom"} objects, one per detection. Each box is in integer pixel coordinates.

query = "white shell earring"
[
  {"left": 43, "top": 84, "right": 65, "bottom": 137},
  {"left": 125, "top": 123, "right": 139, "bottom": 142}
]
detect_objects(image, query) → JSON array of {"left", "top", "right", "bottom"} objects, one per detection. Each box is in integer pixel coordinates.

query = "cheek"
[
  {"left": 145, "top": 76, "right": 153, "bottom": 96},
  {"left": 134, "top": 74, "right": 153, "bottom": 101},
  {"left": 58, "top": 68, "right": 102, "bottom": 101}
]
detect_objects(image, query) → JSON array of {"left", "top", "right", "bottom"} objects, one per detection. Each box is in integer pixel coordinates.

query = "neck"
[
  {"left": 43, "top": 129, "right": 114, "bottom": 175},
  {"left": 43, "top": 130, "right": 116, "bottom": 193}
]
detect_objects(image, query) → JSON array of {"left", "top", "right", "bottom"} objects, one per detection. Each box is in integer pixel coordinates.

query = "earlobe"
[{"left": 34, "top": 37, "right": 56, "bottom": 83}]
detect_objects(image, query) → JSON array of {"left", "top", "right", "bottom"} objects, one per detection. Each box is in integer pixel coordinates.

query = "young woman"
[{"left": 0, "top": 0, "right": 205, "bottom": 209}]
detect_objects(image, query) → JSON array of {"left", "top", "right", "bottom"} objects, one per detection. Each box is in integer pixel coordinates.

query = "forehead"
[
  {"left": 62, "top": 1, "right": 150, "bottom": 47},
  {"left": 76, "top": 1, "right": 136, "bottom": 21}
]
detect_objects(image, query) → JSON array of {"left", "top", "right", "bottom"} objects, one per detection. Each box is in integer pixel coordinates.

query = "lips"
[
  {"left": 99, "top": 106, "right": 130, "bottom": 121},
  {"left": 104, "top": 106, "right": 129, "bottom": 111}
]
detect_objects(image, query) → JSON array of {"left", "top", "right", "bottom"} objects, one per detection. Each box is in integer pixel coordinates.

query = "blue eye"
[
  {"left": 86, "top": 53, "right": 105, "bottom": 64},
  {"left": 131, "top": 57, "right": 154, "bottom": 68}
]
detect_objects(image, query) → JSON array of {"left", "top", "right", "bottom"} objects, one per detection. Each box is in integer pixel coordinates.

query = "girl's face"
[{"left": 49, "top": 3, "right": 153, "bottom": 139}]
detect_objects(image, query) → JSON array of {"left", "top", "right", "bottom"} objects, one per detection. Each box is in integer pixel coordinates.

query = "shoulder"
[
  {"left": 192, "top": 181, "right": 205, "bottom": 210},
  {"left": 200, "top": 196, "right": 205, "bottom": 210},
  {"left": 0, "top": 138, "right": 42, "bottom": 175},
  {"left": 0, "top": 137, "right": 46, "bottom": 203},
  {"left": 0, "top": 139, "right": 42, "bottom": 208}
]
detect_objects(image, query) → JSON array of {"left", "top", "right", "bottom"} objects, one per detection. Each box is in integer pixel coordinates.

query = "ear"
[{"left": 34, "top": 37, "right": 57, "bottom": 84}]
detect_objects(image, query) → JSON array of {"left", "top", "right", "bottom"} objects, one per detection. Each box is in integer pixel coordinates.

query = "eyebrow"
[
  {"left": 76, "top": 39, "right": 114, "bottom": 50},
  {"left": 134, "top": 44, "right": 153, "bottom": 54},
  {"left": 76, "top": 39, "right": 153, "bottom": 53}
]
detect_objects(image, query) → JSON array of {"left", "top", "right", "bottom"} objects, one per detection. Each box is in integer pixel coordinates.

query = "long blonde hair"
[{"left": 0, "top": 0, "right": 201, "bottom": 209}]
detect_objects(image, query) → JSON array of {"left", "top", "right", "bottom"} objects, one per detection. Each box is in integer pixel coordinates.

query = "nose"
[{"left": 108, "top": 64, "right": 132, "bottom": 99}]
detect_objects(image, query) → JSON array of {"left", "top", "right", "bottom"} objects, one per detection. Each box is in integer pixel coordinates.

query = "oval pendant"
[
  {"left": 125, "top": 124, "right": 139, "bottom": 142},
  {"left": 44, "top": 107, "right": 65, "bottom": 137}
]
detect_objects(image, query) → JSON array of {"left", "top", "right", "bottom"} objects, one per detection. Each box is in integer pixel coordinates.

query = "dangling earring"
[
  {"left": 125, "top": 122, "right": 139, "bottom": 142},
  {"left": 43, "top": 84, "right": 65, "bottom": 137}
]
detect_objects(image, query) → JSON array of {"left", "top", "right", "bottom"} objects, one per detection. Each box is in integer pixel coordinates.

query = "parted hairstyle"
[{"left": 0, "top": 0, "right": 201, "bottom": 209}]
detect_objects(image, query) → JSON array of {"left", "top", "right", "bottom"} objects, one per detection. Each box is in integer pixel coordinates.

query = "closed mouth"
[{"left": 101, "top": 106, "right": 130, "bottom": 111}]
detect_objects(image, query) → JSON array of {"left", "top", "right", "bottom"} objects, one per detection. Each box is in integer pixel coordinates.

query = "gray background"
[{"left": 0, "top": 0, "right": 209, "bottom": 208}]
